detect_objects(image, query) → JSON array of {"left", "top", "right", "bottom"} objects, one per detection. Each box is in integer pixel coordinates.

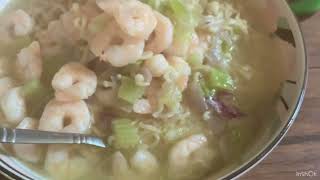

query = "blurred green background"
[{"left": 289, "top": 0, "right": 320, "bottom": 16}]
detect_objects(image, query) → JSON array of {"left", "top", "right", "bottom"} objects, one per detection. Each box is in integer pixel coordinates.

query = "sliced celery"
[
  {"left": 112, "top": 118, "right": 140, "bottom": 149},
  {"left": 118, "top": 77, "right": 145, "bottom": 104},
  {"left": 168, "top": 0, "right": 190, "bottom": 24},
  {"left": 187, "top": 51, "right": 204, "bottom": 69},
  {"left": 166, "top": 0, "right": 201, "bottom": 54},
  {"left": 200, "top": 78, "right": 214, "bottom": 97},
  {"left": 174, "top": 25, "right": 194, "bottom": 49},
  {"left": 206, "top": 68, "right": 234, "bottom": 91},
  {"left": 145, "top": 0, "right": 163, "bottom": 10},
  {"left": 159, "top": 82, "right": 182, "bottom": 111}
]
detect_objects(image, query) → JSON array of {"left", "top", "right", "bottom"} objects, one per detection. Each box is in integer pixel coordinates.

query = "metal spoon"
[{"left": 0, "top": 128, "right": 106, "bottom": 148}]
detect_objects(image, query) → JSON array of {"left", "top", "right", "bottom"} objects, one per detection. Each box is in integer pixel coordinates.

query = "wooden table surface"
[{"left": 242, "top": 13, "right": 320, "bottom": 180}]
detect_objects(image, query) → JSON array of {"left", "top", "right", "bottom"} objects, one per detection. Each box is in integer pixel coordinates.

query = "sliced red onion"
[{"left": 206, "top": 91, "right": 244, "bottom": 119}]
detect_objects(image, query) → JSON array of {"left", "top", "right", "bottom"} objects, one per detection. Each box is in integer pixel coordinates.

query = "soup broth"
[{"left": 0, "top": 0, "right": 290, "bottom": 179}]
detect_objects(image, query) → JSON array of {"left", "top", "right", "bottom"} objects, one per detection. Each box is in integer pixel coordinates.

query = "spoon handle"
[{"left": 0, "top": 128, "right": 106, "bottom": 148}]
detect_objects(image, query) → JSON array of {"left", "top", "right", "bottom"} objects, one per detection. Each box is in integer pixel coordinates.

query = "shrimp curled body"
[
  {"left": 146, "top": 11, "right": 173, "bottom": 53},
  {"left": 89, "top": 22, "right": 145, "bottom": 67},
  {"left": 169, "top": 134, "right": 208, "bottom": 173},
  {"left": 103, "top": 38, "right": 145, "bottom": 67},
  {"left": 38, "top": 99, "right": 91, "bottom": 133},
  {"left": 0, "top": 87, "right": 26, "bottom": 124},
  {"left": 97, "top": 0, "right": 156, "bottom": 40},
  {"left": 52, "top": 62, "right": 97, "bottom": 102},
  {"left": 16, "top": 41, "right": 42, "bottom": 82}
]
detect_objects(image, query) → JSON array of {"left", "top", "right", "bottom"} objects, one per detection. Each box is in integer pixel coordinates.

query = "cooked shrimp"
[
  {"left": 167, "top": 56, "right": 191, "bottom": 91},
  {"left": 112, "top": 151, "right": 130, "bottom": 176},
  {"left": 96, "top": 0, "right": 120, "bottom": 15},
  {"left": 38, "top": 3, "right": 98, "bottom": 52},
  {"left": 168, "top": 134, "right": 208, "bottom": 174},
  {"left": 130, "top": 149, "right": 159, "bottom": 175},
  {"left": 61, "top": 2, "right": 100, "bottom": 42},
  {"left": 146, "top": 11, "right": 173, "bottom": 53},
  {"left": 11, "top": 10, "right": 34, "bottom": 36},
  {"left": 13, "top": 117, "right": 42, "bottom": 163},
  {"left": 0, "top": 9, "right": 32, "bottom": 43},
  {"left": 89, "top": 27, "right": 113, "bottom": 57},
  {"left": 16, "top": 41, "right": 42, "bottom": 82},
  {"left": 38, "top": 99, "right": 91, "bottom": 133},
  {"left": 102, "top": 37, "right": 145, "bottom": 67},
  {"left": 96, "top": 0, "right": 156, "bottom": 39},
  {"left": 81, "top": 1, "right": 102, "bottom": 19},
  {"left": 144, "top": 54, "right": 169, "bottom": 77},
  {"left": 0, "top": 87, "right": 26, "bottom": 124},
  {"left": 52, "top": 62, "right": 97, "bottom": 102},
  {"left": 113, "top": 0, "right": 157, "bottom": 39},
  {"left": 89, "top": 20, "right": 145, "bottom": 67},
  {"left": 0, "top": 77, "right": 15, "bottom": 98},
  {"left": 133, "top": 99, "right": 152, "bottom": 114}
]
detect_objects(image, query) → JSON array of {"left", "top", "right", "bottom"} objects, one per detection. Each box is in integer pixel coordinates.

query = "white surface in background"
[{"left": 0, "top": 0, "right": 9, "bottom": 11}]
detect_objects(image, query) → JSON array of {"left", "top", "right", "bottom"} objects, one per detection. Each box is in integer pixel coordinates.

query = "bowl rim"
[
  {"left": 0, "top": 158, "right": 32, "bottom": 180},
  {"left": 0, "top": 1, "right": 308, "bottom": 180}
]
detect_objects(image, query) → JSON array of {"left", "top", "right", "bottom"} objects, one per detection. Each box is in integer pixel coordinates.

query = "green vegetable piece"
[
  {"left": 164, "top": 0, "right": 202, "bottom": 54},
  {"left": 145, "top": 0, "right": 163, "bottom": 10},
  {"left": 189, "top": 3, "right": 202, "bottom": 26},
  {"left": 21, "top": 80, "right": 42, "bottom": 97},
  {"left": 200, "top": 78, "right": 215, "bottom": 97},
  {"left": 169, "top": 0, "right": 190, "bottom": 23},
  {"left": 206, "top": 68, "right": 234, "bottom": 91},
  {"left": 112, "top": 118, "right": 140, "bottom": 149},
  {"left": 187, "top": 52, "right": 204, "bottom": 68},
  {"left": 165, "top": 24, "right": 194, "bottom": 57},
  {"left": 159, "top": 82, "right": 182, "bottom": 111},
  {"left": 118, "top": 77, "right": 145, "bottom": 104},
  {"left": 221, "top": 40, "right": 232, "bottom": 55}
]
